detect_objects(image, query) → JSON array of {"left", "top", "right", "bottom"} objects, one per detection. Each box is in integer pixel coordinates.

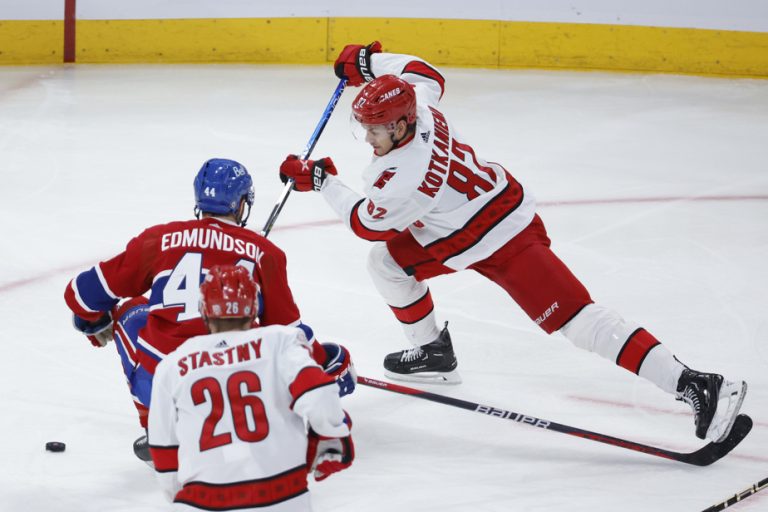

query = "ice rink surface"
[{"left": 0, "top": 63, "right": 766, "bottom": 511}]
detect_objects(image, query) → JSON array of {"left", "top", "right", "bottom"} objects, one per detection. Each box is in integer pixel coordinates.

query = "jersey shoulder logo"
[
  {"left": 373, "top": 168, "right": 397, "bottom": 189},
  {"left": 420, "top": 131, "right": 430, "bottom": 143}
]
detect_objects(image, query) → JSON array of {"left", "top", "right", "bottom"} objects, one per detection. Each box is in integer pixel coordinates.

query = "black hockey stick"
[
  {"left": 261, "top": 78, "right": 347, "bottom": 237},
  {"left": 358, "top": 376, "right": 752, "bottom": 466},
  {"left": 701, "top": 476, "right": 768, "bottom": 511}
]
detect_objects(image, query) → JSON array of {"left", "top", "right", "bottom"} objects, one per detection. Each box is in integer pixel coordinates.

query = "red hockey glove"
[
  {"left": 320, "top": 343, "right": 357, "bottom": 397},
  {"left": 279, "top": 155, "right": 337, "bottom": 192},
  {"left": 306, "top": 412, "right": 354, "bottom": 481},
  {"left": 334, "top": 41, "right": 382, "bottom": 86},
  {"left": 72, "top": 312, "right": 114, "bottom": 347}
]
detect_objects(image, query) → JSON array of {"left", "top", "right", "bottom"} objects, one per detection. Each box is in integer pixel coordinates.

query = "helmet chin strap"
[{"left": 238, "top": 200, "right": 252, "bottom": 227}]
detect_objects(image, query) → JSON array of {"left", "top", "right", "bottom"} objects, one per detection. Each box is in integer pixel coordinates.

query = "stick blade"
[{"left": 683, "top": 414, "right": 753, "bottom": 466}]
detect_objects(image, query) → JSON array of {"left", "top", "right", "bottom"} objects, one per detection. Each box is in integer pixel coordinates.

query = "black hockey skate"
[
  {"left": 676, "top": 368, "right": 747, "bottom": 443},
  {"left": 384, "top": 322, "right": 461, "bottom": 384},
  {"left": 133, "top": 432, "right": 154, "bottom": 468}
]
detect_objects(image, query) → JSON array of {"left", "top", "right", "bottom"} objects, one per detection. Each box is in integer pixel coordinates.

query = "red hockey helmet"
[
  {"left": 352, "top": 74, "right": 417, "bottom": 126},
  {"left": 199, "top": 265, "right": 259, "bottom": 322}
]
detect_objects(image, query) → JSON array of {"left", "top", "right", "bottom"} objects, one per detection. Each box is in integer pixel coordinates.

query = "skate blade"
[
  {"left": 709, "top": 380, "right": 748, "bottom": 443},
  {"left": 384, "top": 369, "right": 462, "bottom": 385}
]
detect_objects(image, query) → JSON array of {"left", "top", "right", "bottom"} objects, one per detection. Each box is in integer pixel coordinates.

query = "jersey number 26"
[{"left": 191, "top": 370, "right": 269, "bottom": 451}]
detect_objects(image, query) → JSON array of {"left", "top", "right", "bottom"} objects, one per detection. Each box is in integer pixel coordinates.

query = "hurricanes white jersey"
[
  {"left": 148, "top": 324, "right": 348, "bottom": 511},
  {"left": 321, "top": 53, "right": 536, "bottom": 270}
]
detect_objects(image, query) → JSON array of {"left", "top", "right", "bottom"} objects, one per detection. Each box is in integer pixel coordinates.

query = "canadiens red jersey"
[{"left": 64, "top": 217, "right": 303, "bottom": 373}]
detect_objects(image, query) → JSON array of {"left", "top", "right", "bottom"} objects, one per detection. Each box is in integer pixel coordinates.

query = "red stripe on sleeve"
[
  {"left": 402, "top": 61, "right": 446, "bottom": 98},
  {"left": 390, "top": 291, "right": 434, "bottom": 324},
  {"left": 150, "top": 445, "right": 179, "bottom": 472},
  {"left": 349, "top": 200, "right": 400, "bottom": 241},
  {"left": 616, "top": 329, "right": 660, "bottom": 374},
  {"left": 289, "top": 367, "right": 334, "bottom": 408}
]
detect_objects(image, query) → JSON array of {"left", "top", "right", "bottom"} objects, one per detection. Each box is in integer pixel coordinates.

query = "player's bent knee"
[
  {"left": 367, "top": 243, "right": 409, "bottom": 282},
  {"left": 560, "top": 303, "right": 637, "bottom": 355}
]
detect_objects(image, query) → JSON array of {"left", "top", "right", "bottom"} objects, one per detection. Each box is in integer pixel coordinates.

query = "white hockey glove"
[{"left": 306, "top": 412, "right": 354, "bottom": 481}]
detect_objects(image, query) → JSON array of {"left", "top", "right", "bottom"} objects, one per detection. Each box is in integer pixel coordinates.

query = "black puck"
[{"left": 45, "top": 441, "right": 66, "bottom": 452}]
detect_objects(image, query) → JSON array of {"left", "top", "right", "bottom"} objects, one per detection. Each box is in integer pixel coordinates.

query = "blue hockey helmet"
[{"left": 194, "top": 158, "right": 255, "bottom": 226}]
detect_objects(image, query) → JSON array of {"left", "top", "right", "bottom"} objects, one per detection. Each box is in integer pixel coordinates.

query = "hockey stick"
[
  {"left": 260, "top": 78, "right": 347, "bottom": 237},
  {"left": 358, "top": 376, "right": 752, "bottom": 467},
  {"left": 701, "top": 476, "right": 768, "bottom": 511}
]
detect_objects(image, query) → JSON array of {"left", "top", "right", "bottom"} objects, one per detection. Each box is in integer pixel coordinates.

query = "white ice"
[{"left": 0, "top": 63, "right": 766, "bottom": 512}]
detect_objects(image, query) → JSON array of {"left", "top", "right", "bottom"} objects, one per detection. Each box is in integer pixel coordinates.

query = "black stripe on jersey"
[
  {"left": 423, "top": 182, "right": 512, "bottom": 255},
  {"left": 425, "top": 178, "right": 525, "bottom": 263}
]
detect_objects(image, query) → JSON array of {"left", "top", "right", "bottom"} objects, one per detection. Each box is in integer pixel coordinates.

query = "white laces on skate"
[
  {"left": 400, "top": 346, "right": 424, "bottom": 362},
  {"left": 679, "top": 386, "right": 703, "bottom": 415}
]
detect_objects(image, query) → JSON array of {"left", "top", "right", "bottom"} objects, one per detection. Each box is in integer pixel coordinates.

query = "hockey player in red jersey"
[
  {"left": 278, "top": 42, "right": 747, "bottom": 443},
  {"left": 64, "top": 158, "right": 355, "bottom": 460},
  {"left": 148, "top": 265, "right": 353, "bottom": 511}
]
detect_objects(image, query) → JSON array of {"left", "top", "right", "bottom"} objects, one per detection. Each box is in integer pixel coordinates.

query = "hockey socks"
[{"left": 560, "top": 304, "right": 684, "bottom": 393}]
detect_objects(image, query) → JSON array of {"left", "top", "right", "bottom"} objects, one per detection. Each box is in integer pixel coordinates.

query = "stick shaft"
[
  {"left": 701, "top": 477, "right": 768, "bottom": 512},
  {"left": 358, "top": 375, "right": 751, "bottom": 466},
  {"left": 260, "top": 78, "right": 347, "bottom": 237}
]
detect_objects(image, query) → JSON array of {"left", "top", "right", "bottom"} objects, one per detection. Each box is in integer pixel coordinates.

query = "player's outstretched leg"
[
  {"left": 384, "top": 322, "right": 461, "bottom": 384},
  {"left": 675, "top": 368, "right": 747, "bottom": 443}
]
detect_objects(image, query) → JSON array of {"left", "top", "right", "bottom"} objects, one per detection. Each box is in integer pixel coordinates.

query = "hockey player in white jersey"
[
  {"left": 277, "top": 41, "right": 747, "bottom": 444},
  {"left": 148, "top": 265, "right": 353, "bottom": 511}
]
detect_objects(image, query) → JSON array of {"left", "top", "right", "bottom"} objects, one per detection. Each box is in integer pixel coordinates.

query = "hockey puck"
[{"left": 45, "top": 441, "right": 66, "bottom": 452}]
